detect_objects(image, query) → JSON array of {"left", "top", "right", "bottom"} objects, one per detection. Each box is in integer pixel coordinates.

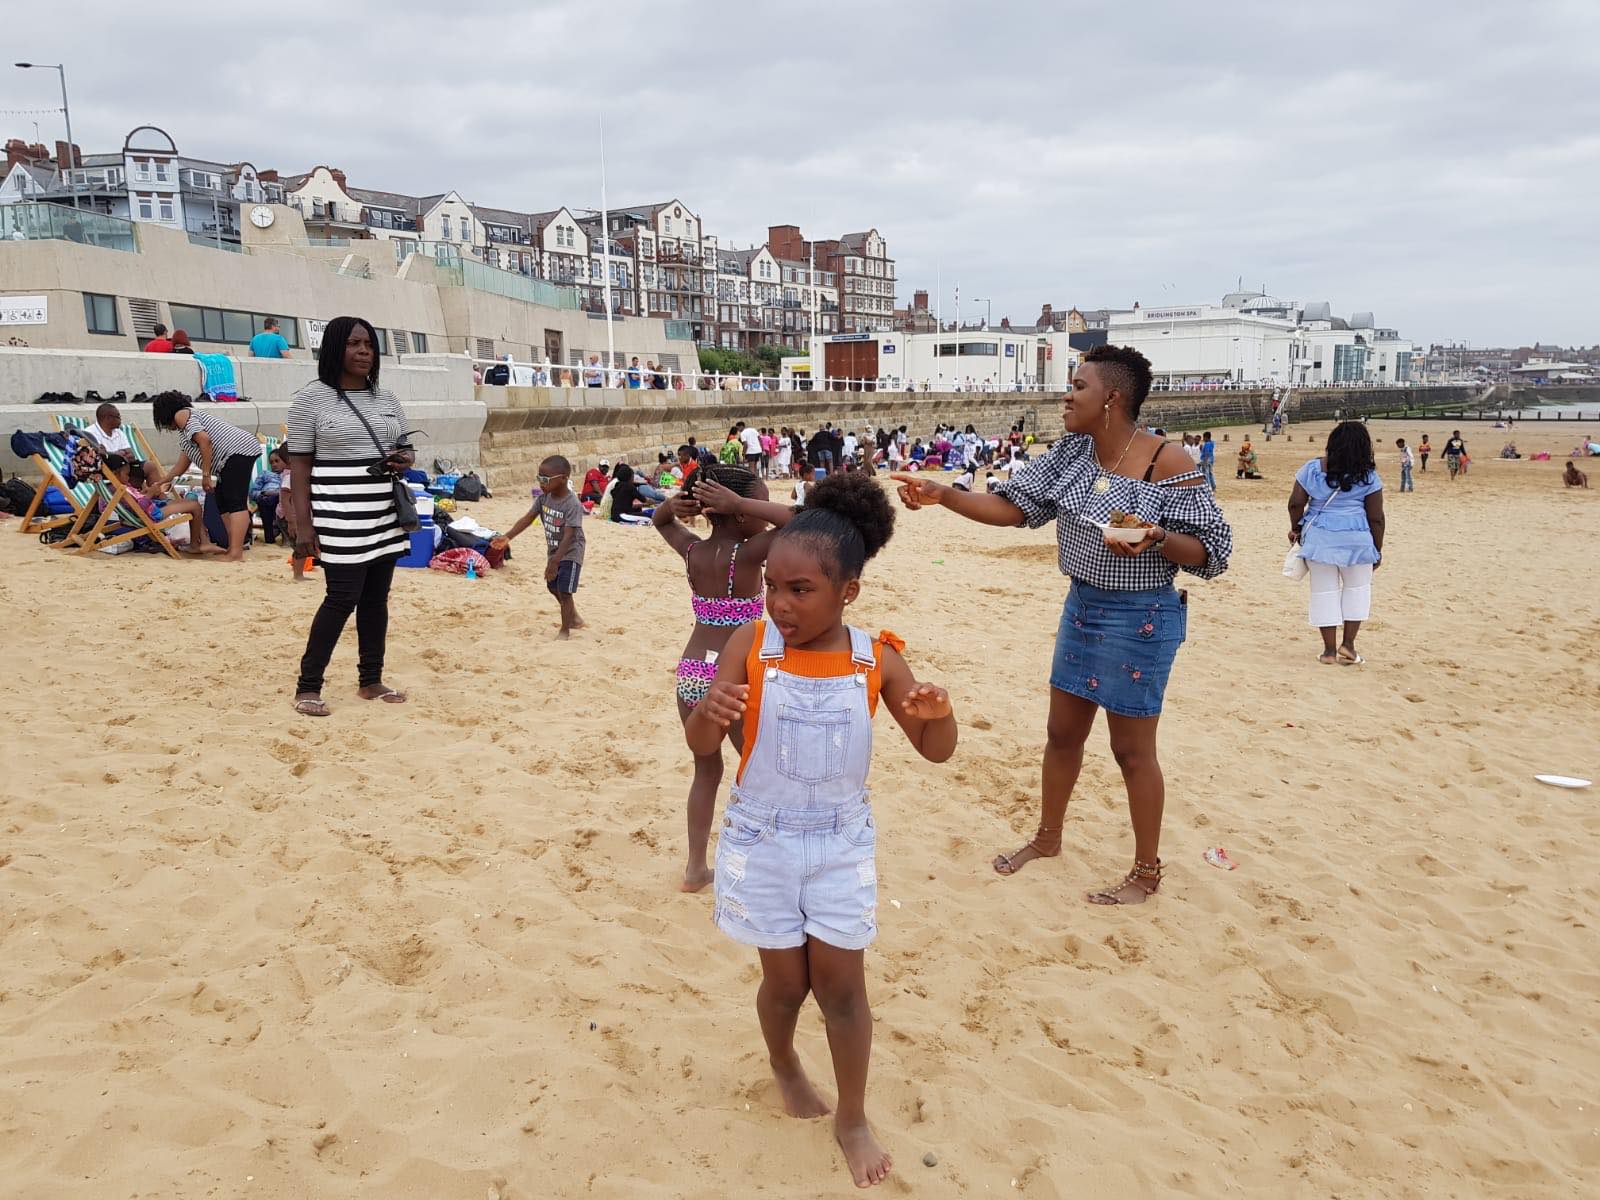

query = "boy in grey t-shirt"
[{"left": 494, "top": 454, "right": 586, "bottom": 638}]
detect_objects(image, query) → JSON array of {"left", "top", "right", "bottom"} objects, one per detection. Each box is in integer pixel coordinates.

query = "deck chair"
[
  {"left": 64, "top": 466, "right": 188, "bottom": 559},
  {"left": 17, "top": 439, "right": 100, "bottom": 536},
  {"left": 52, "top": 414, "right": 165, "bottom": 474}
]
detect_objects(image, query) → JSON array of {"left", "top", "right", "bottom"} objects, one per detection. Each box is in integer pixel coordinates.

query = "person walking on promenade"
[
  {"left": 1288, "top": 421, "right": 1385, "bottom": 666},
  {"left": 893, "top": 345, "right": 1233, "bottom": 905},
  {"left": 288, "top": 316, "right": 414, "bottom": 716}
]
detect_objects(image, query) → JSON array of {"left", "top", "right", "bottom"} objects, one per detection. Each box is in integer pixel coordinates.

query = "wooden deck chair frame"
[
  {"left": 16, "top": 443, "right": 99, "bottom": 536},
  {"left": 67, "top": 467, "right": 188, "bottom": 559},
  {"left": 52, "top": 414, "right": 165, "bottom": 474}
]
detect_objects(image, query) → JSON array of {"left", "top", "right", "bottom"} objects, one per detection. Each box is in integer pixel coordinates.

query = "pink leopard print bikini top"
[{"left": 688, "top": 540, "right": 765, "bottom": 628}]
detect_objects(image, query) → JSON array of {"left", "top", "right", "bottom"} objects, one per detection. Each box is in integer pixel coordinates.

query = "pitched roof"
[{"left": 348, "top": 185, "right": 425, "bottom": 214}]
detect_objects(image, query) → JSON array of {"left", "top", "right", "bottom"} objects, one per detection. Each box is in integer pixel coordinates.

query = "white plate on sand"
[{"left": 1535, "top": 774, "right": 1591, "bottom": 789}]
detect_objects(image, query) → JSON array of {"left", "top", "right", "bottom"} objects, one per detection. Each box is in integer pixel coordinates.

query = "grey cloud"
[{"left": 9, "top": 0, "right": 1598, "bottom": 343}]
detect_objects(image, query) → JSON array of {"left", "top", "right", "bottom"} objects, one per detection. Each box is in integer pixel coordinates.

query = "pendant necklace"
[{"left": 1092, "top": 428, "right": 1141, "bottom": 494}]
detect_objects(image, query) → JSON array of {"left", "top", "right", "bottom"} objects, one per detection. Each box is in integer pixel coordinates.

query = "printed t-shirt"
[{"left": 531, "top": 491, "right": 585, "bottom": 564}]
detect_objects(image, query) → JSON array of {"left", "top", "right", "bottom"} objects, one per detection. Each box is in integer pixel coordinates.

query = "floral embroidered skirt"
[{"left": 1050, "top": 581, "right": 1188, "bottom": 718}]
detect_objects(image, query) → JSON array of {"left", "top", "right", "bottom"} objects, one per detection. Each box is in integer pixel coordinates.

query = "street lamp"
[
  {"left": 14, "top": 62, "right": 78, "bottom": 209},
  {"left": 972, "top": 297, "right": 992, "bottom": 330}
]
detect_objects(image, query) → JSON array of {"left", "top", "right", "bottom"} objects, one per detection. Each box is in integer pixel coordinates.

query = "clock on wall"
[{"left": 250, "top": 205, "right": 275, "bottom": 228}]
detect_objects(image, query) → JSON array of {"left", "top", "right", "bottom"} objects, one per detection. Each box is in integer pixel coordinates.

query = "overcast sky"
[{"left": 9, "top": 1, "right": 1597, "bottom": 346}]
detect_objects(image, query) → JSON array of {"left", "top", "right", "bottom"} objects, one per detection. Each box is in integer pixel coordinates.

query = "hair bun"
[{"left": 803, "top": 472, "right": 895, "bottom": 561}]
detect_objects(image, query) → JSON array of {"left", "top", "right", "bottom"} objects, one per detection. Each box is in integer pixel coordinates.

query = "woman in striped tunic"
[
  {"left": 288, "top": 316, "right": 414, "bottom": 717},
  {"left": 150, "top": 391, "right": 265, "bottom": 561}
]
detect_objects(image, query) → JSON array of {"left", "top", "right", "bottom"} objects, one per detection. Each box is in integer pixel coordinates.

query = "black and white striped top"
[
  {"left": 997, "top": 434, "right": 1233, "bottom": 590},
  {"left": 179, "top": 408, "right": 262, "bottom": 470},
  {"left": 286, "top": 381, "right": 410, "bottom": 566}
]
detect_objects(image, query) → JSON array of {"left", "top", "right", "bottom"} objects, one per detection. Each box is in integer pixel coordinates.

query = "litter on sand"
[
  {"left": 1203, "top": 847, "right": 1238, "bottom": 871},
  {"left": 1534, "top": 774, "right": 1591, "bottom": 789}
]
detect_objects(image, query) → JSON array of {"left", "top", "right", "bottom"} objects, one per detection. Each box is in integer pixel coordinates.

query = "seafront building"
[{"left": 1, "top": 128, "right": 895, "bottom": 357}]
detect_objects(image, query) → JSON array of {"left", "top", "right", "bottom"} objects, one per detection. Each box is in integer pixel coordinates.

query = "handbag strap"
[{"left": 336, "top": 389, "right": 390, "bottom": 460}]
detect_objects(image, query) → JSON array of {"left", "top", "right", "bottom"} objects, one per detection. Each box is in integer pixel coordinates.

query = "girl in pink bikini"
[{"left": 653, "top": 465, "right": 796, "bottom": 891}]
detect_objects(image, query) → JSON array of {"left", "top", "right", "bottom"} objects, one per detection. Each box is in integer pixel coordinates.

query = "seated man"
[
  {"left": 82, "top": 402, "right": 135, "bottom": 468},
  {"left": 580, "top": 459, "right": 611, "bottom": 505}
]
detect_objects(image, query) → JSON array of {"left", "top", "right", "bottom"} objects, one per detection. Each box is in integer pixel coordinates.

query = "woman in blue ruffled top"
[{"left": 1288, "top": 421, "right": 1386, "bottom": 666}]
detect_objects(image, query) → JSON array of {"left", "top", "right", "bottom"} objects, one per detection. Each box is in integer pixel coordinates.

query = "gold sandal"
[
  {"left": 1087, "top": 858, "right": 1163, "bottom": 905},
  {"left": 993, "top": 826, "right": 1062, "bottom": 876}
]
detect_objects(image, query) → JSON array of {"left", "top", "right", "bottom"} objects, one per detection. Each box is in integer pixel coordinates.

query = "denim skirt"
[{"left": 1050, "top": 581, "right": 1188, "bottom": 718}]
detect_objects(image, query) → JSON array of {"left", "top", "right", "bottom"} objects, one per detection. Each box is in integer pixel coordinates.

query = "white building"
[
  {"left": 1108, "top": 293, "right": 1414, "bottom": 388},
  {"left": 806, "top": 329, "right": 1076, "bottom": 391}
]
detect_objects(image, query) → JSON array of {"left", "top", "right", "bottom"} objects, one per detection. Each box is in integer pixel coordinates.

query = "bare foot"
[
  {"left": 771, "top": 1055, "right": 831, "bottom": 1119},
  {"left": 835, "top": 1117, "right": 892, "bottom": 1187},
  {"left": 221, "top": 552, "right": 245, "bottom": 563},
  {"left": 571, "top": 617, "right": 587, "bottom": 630},
  {"left": 557, "top": 628, "right": 572, "bottom": 640},
  {"left": 681, "top": 865, "right": 714, "bottom": 893}
]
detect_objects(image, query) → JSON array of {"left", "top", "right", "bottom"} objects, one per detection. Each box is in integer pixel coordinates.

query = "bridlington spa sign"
[
  {"left": 0, "top": 295, "right": 48, "bottom": 325},
  {"left": 1141, "top": 307, "right": 1202, "bottom": 321}
]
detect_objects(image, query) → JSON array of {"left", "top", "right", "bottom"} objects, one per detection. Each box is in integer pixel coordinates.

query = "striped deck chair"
[
  {"left": 52, "top": 413, "right": 166, "bottom": 474},
  {"left": 17, "top": 439, "right": 100, "bottom": 536},
  {"left": 63, "top": 465, "right": 187, "bottom": 559}
]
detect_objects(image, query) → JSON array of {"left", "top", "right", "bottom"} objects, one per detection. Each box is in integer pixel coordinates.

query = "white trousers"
[{"left": 1307, "top": 561, "right": 1373, "bottom": 627}]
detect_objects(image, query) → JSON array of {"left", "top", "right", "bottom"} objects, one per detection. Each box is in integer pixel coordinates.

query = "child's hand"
[
  {"left": 490, "top": 536, "right": 509, "bottom": 551},
  {"left": 666, "top": 495, "right": 701, "bottom": 520},
  {"left": 691, "top": 478, "right": 740, "bottom": 514},
  {"left": 699, "top": 681, "right": 749, "bottom": 728},
  {"left": 901, "top": 683, "right": 952, "bottom": 720}
]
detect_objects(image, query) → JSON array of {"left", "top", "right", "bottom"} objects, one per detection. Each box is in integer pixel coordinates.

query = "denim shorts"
[
  {"left": 1050, "top": 581, "right": 1187, "bottom": 718},
  {"left": 713, "top": 793, "right": 878, "bottom": 951}
]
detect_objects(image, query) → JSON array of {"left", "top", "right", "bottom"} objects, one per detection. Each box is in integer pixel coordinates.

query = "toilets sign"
[{"left": 0, "top": 295, "right": 48, "bottom": 326}]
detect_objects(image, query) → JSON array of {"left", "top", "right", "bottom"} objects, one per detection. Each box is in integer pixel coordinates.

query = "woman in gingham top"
[
  {"left": 287, "top": 316, "right": 414, "bottom": 717},
  {"left": 895, "top": 344, "right": 1232, "bottom": 906}
]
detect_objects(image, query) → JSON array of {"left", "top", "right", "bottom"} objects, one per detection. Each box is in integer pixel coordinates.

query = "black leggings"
[{"left": 297, "top": 557, "right": 396, "bottom": 693}]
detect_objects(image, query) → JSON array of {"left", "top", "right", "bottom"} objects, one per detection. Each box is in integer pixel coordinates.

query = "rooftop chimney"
[
  {"left": 329, "top": 168, "right": 348, "bottom": 190},
  {"left": 54, "top": 139, "right": 81, "bottom": 170},
  {"left": 913, "top": 289, "right": 928, "bottom": 312}
]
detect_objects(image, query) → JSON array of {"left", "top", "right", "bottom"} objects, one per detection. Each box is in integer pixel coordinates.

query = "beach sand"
[{"left": 1, "top": 418, "right": 1596, "bottom": 1198}]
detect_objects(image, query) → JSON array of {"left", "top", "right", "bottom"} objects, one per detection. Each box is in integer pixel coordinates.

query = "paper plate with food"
[{"left": 1102, "top": 510, "right": 1157, "bottom": 543}]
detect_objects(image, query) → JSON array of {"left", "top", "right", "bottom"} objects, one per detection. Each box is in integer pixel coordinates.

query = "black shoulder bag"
[{"left": 336, "top": 390, "right": 420, "bottom": 532}]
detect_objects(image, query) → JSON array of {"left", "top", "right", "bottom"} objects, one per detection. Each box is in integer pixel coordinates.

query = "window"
[
  {"left": 154, "top": 161, "right": 171, "bottom": 182},
  {"left": 133, "top": 159, "right": 151, "bottom": 182},
  {"left": 166, "top": 304, "right": 301, "bottom": 347},
  {"left": 374, "top": 328, "right": 390, "bottom": 356},
  {"left": 663, "top": 217, "right": 673, "bottom": 234},
  {"left": 158, "top": 198, "right": 174, "bottom": 222},
  {"left": 441, "top": 215, "right": 452, "bottom": 241},
  {"left": 137, "top": 194, "right": 154, "bottom": 220},
  {"left": 83, "top": 293, "right": 120, "bottom": 335},
  {"left": 413, "top": 332, "right": 428, "bottom": 353}
]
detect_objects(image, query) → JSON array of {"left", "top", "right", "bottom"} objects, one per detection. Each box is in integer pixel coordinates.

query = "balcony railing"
[
  {"left": 0, "top": 203, "right": 137, "bottom": 251},
  {"left": 367, "top": 213, "right": 418, "bottom": 232}
]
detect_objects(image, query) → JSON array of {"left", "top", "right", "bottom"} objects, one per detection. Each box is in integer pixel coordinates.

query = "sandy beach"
[{"left": 2, "top": 417, "right": 1596, "bottom": 1198}]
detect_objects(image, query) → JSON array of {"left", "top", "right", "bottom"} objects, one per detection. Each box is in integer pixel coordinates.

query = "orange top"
[{"left": 736, "top": 621, "right": 905, "bottom": 784}]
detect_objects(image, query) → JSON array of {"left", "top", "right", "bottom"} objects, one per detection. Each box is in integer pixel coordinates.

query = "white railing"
[{"left": 466, "top": 356, "right": 1056, "bottom": 394}]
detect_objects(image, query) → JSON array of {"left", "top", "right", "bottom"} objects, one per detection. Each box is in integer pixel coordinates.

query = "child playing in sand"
[
  {"left": 493, "top": 455, "right": 586, "bottom": 638},
  {"left": 1564, "top": 460, "right": 1590, "bottom": 489},
  {"left": 653, "top": 465, "right": 796, "bottom": 892},
  {"left": 686, "top": 472, "right": 957, "bottom": 1190}
]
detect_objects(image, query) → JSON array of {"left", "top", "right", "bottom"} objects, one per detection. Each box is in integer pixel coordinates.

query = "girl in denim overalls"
[{"left": 686, "top": 472, "right": 958, "bottom": 1190}]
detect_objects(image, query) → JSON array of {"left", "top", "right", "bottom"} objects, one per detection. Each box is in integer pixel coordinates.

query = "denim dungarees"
[{"left": 713, "top": 622, "right": 880, "bottom": 951}]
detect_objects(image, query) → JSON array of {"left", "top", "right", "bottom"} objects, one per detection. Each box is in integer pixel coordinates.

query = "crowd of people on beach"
[{"left": 17, "top": 321, "right": 1599, "bottom": 1191}]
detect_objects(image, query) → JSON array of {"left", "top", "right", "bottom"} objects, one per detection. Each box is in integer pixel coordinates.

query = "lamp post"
[
  {"left": 972, "top": 297, "right": 992, "bottom": 330},
  {"left": 14, "top": 62, "right": 78, "bottom": 209}
]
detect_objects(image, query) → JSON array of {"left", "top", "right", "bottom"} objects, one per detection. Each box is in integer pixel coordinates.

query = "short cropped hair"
[{"left": 1083, "top": 344, "right": 1154, "bottom": 417}]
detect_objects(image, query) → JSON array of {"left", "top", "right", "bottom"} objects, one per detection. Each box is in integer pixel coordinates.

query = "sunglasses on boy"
[{"left": 537, "top": 471, "right": 567, "bottom": 485}]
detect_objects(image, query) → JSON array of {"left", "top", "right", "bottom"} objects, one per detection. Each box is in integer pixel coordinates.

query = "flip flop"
[
  {"left": 1337, "top": 650, "right": 1365, "bottom": 666},
  {"left": 294, "top": 696, "right": 331, "bottom": 717},
  {"left": 362, "top": 687, "right": 408, "bottom": 704}
]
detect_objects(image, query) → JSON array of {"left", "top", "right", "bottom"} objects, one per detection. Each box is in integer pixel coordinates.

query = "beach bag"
[
  {"left": 433, "top": 457, "right": 456, "bottom": 475},
  {"left": 452, "top": 472, "right": 485, "bottom": 502},
  {"left": 428, "top": 546, "right": 489, "bottom": 575},
  {"left": 1, "top": 474, "right": 36, "bottom": 514},
  {"left": 1284, "top": 492, "right": 1335, "bottom": 581}
]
